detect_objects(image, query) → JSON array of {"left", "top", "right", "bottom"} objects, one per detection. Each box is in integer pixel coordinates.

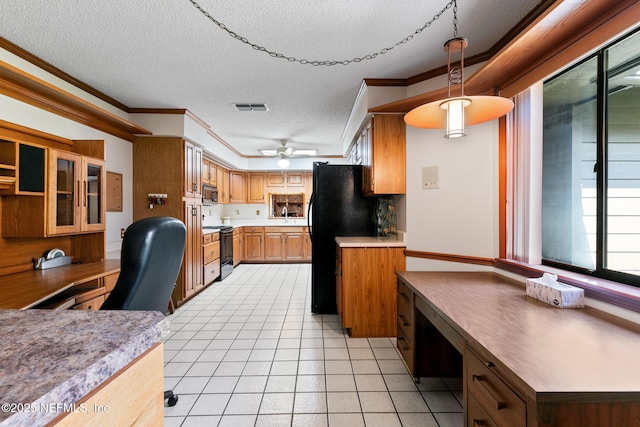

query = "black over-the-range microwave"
[{"left": 202, "top": 184, "right": 218, "bottom": 205}]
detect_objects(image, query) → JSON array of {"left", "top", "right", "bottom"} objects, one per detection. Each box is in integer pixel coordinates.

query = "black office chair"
[{"left": 101, "top": 216, "right": 186, "bottom": 407}]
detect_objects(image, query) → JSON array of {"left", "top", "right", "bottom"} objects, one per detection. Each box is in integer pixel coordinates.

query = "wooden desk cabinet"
[{"left": 397, "top": 271, "right": 640, "bottom": 427}]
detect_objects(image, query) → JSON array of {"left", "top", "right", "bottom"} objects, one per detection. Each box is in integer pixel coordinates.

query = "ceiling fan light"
[{"left": 277, "top": 157, "right": 290, "bottom": 168}]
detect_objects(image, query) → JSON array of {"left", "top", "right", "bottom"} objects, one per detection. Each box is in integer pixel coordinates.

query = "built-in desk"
[
  {"left": 397, "top": 271, "right": 640, "bottom": 427},
  {"left": 0, "top": 260, "right": 120, "bottom": 310}
]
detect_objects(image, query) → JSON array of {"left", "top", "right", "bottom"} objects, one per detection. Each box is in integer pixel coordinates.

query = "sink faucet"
[{"left": 282, "top": 206, "right": 288, "bottom": 223}]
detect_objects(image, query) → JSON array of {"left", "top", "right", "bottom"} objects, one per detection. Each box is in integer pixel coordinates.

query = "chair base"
[{"left": 164, "top": 390, "right": 178, "bottom": 407}]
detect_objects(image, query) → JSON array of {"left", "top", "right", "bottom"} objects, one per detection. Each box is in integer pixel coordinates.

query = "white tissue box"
[{"left": 525, "top": 273, "right": 584, "bottom": 308}]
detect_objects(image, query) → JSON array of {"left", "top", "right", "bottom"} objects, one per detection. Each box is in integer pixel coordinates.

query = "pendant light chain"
[
  {"left": 452, "top": 0, "right": 458, "bottom": 38},
  {"left": 186, "top": 0, "right": 456, "bottom": 66}
]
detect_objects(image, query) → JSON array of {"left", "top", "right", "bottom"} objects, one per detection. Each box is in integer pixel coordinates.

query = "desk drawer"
[
  {"left": 397, "top": 281, "right": 414, "bottom": 329},
  {"left": 467, "top": 392, "right": 499, "bottom": 427},
  {"left": 103, "top": 272, "right": 119, "bottom": 293},
  {"left": 467, "top": 350, "right": 526, "bottom": 427},
  {"left": 396, "top": 322, "right": 414, "bottom": 375}
]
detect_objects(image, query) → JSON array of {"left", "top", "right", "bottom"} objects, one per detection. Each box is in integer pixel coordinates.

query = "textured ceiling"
[{"left": 0, "top": 0, "right": 542, "bottom": 156}]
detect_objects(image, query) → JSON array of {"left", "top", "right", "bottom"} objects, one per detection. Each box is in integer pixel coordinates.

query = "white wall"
[{"left": 405, "top": 119, "right": 499, "bottom": 272}]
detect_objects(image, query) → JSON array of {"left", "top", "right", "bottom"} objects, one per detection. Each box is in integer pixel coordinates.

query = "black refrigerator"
[{"left": 307, "top": 163, "right": 375, "bottom": 313}]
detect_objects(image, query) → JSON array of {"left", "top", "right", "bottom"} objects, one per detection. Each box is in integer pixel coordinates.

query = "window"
[{"left": 542, "top": 29, "right": 640, "bottom": 286}]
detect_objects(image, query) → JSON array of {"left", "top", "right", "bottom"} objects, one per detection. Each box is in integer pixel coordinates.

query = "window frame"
[{"left": 540, "top": 28, "right": 640, "bottom": 288}]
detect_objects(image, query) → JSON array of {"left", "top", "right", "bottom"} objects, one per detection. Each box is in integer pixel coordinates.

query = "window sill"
[{"left": 494, "top": 259, "right": 640, "bottom": 314}]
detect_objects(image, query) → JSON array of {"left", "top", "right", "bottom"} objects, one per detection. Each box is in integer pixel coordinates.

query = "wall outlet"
[
  {"left": 256, "top": 210, "right": 260, "bottom": 215},
  {"left": 120, "top": 228, "right": 125, "bottom": 238},
  {"left": 422, "top": 165, "right": 440, "bottom": 189},
  {"left": 235, "top": 210, "right": 239, "bottom": 215}
]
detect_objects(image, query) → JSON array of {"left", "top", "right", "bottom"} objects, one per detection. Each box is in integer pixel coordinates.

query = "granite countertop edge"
[{"left": 0, "top": 312, "right": 167, "bottom": 427}]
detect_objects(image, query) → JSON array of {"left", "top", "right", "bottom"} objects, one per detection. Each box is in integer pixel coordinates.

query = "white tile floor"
[{"left": 163, "top": 264, "right": 463, "bottom": 427}]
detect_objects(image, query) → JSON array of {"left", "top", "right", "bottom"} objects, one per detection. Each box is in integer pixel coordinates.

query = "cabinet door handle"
[
  {"left": 398, "top": 292, "right": 409, "bottom": 302},
  {"left": 83, "top": 180, "right": 87, "bottom": 206},
  {"left": 472, "top": 375, "right": 507, "bottom": 410},
  {"left": 76, "top": 180, "right": 81, "bottom": 207},
  {"left": 472, "top": 420, "right": 485, "bottom": 427},
  {"left": 398, "top": 314, "right": 409, "bottom": 326}
]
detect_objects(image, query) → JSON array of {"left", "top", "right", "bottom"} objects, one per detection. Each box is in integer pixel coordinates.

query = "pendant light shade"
[
  {"left": 404, "top": 30, "right": 514, "bottom": 136},
  {"left": 405, "top": 95, "right": 514, "bottom": 130}
]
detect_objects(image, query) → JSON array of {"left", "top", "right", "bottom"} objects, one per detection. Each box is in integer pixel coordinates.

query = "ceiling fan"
[{"left": 259, "top": 140, "right": 318, "bottom": 168}]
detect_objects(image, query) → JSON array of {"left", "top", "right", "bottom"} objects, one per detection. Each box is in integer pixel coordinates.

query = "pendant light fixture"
[{"left": 404, "top": 0, "right": 514, "bottom": 138}]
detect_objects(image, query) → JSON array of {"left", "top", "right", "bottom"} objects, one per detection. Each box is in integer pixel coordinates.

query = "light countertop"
[
  {"left": 336, "top": 235, "right": 406, "bottom": 248},
  {"left": 0, "top": 310, "right": 167, "bottom": 426}
]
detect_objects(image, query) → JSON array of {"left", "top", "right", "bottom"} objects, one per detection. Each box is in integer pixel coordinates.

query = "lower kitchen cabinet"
[
  {"left": 244, "top": 227, "right": 264, "bottom": 261},
  {"left": 203, "top": 232, "right": 220, "bottom": 285},
  {"left": 336, "top": 245, "right": 405, "bottom": 337},
  {"left": 242, "top": 226, "right": 311, "bottom": 263},
  {"left": 264, "top": 227, "right": 306, "bottom": 261},
  {"left": 233, "top": 228, "right": 243, "bottom": 266}
]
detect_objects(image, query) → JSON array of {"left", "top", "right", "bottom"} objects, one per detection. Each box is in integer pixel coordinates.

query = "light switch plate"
[{"left": 422, "top": 166, "right": 439, "bottom": 189}]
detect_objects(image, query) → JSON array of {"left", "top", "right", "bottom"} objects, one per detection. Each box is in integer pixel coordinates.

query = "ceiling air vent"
[{"left": 233, "top": 103, "right": 268, "bottom": 111}]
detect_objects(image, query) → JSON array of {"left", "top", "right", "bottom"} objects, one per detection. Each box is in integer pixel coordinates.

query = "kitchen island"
[{"left": 0, "top": 309, "right": 168, "bottom": 426}]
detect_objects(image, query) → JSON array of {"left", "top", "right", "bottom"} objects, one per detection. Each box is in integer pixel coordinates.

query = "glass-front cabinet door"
[
  {"left": 82, "top": 157, "right": 106, "bottom": 232},
  {"left": 47, "top": 150, "right": 106, "bottom": 235},
  {"left": 48, "top": 150, "right": 82, "bottom": 235}
]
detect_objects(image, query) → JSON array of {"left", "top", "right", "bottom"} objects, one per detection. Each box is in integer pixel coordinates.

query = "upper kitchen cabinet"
[
  {"left": 247, "top": 172, "right": 266, "bottom": 204},
  {"left": 217, "top": 166, "right": 230, "bottom": 204},
  {"left": 184, "top": 140, "right": 202, "bottom": 198},
  {"left": 360, "top": 114, "right": 406, "bottom": 196},
  {"left": 202, "top": 157, "right": 217, "bottom": 186},
  {"left": 229, "top": 171, "right": 246, "bottom": 203},
  {"left": 266, "top": 171, "right": 307, "bottom": 195}
]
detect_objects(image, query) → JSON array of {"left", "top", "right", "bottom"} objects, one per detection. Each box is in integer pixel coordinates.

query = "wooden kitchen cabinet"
[
  {"left": 232, "top": 227, "right": 243, "bottom": 266},
  {"left": 264, "top": 231, "right": 285, "bottom": 260},
  {"left": 229, "top": 171, "right": 246, "bottom": 203},
  {"left": 203, "top": 232, "right": 220, "bottom": 285},
  {"left": 216, "top": 166, "right": 230, "bottom": 204},
  {"left": 247, "top": 172, "right": 266, "bottom": 204},
  {"left": 202, "top": 158, "right": 217, "bottom": 186},
  {"left": 360, "top": 114, "right": 406, "bottom": 196},
  {"left": 183, "top": 140, "right": 202, "bottom": 198},
  {"left": 243, "top": 226, "right": 264, "bottom": 261},
  {"left": 337, "top": 245, "right": 405, "bottom": 337},
  {"left": 183, "top": 201, "right": 203, "bottom": 299},
  {"left": 133, "top": 136, "right": 205, "bottom": 307},
  {"left": 2, "top": 148, "right": 106, "bottom": 237},
  {"left": 266, "top": 171, "right": 305, "bottom": 191},
  {"left": 263, "top": 227, "right": 307, "bottom": 261}
]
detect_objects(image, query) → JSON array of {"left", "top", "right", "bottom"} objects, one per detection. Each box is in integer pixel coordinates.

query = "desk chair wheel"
[{"left": 164, "top": 390, "right": 178, "bottom": 407}]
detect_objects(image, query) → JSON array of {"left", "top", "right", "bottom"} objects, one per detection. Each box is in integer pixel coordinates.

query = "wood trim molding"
[
  {"left": 0, "top": 37, "right": 129, "bottom": 112},
  {"left": 370, "top": 0, "right": 639, "bottom": 113},
  {"left": 0, "top": 119, "right": 73, "bottom": 146},
  {"left": 0, "top": 60, "right": 150, "bottom": 142},
  {"left": 404, "top": 250, "right": 494, "bottom": 266}
]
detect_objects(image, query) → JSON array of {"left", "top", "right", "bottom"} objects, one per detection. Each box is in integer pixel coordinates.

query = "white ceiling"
[{"left": 0, "top": 0, "right": 542, "bottom": 157}]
